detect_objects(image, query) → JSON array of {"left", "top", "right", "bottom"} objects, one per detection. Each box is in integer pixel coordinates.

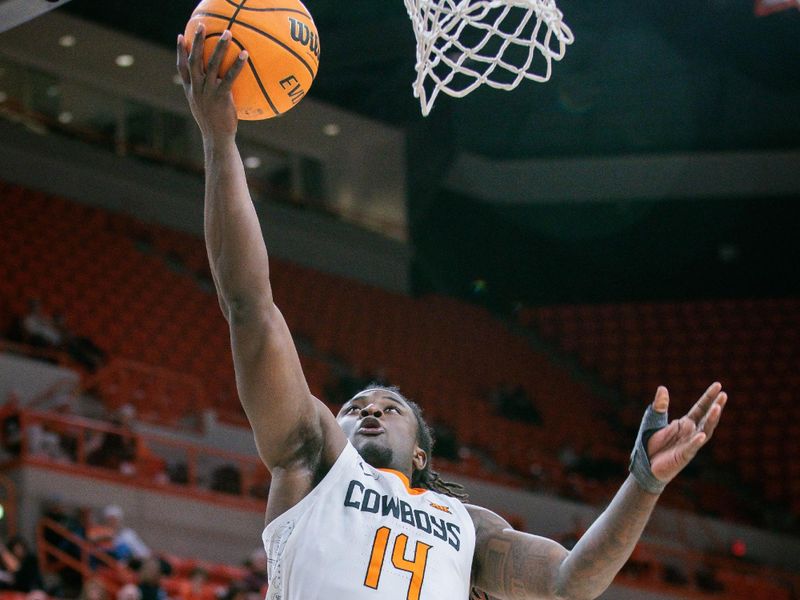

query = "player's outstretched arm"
[
  {"left": 469, "top": 383, "right": 727, "bottom": 600},
  {"left": 177, "top": 27, "right": 345, "bottom": 471}
]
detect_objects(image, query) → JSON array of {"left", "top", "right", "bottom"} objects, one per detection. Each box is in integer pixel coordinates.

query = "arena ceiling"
[{"left": 62, "top": 0, "right": 800, "bottom": 160}]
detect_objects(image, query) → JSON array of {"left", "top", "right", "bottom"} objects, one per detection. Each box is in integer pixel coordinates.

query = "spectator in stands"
[
  {"left": 489, "top": 383, "right": 543, "bottom": 424},
  {"left": 41, "top": 496, "right": 85, "bottom": 595},
  {"left": 78, "top": 577, "right": 110, "bottom": 600},
  {"left": 117, "top": 583, "right": 142, "bottom": 600},
  {"left": 21, "top": 299, "right": 62, "bottom": 349},
  {"left": 210, "top": 464, "right": 242, "bottom": 495},
  {"left": 91, "top": 505, "right": 151, "bottom": 563},
  {"left": 0, "top": 536, "right": 44, "bottom": 592},
  {"left": 178, "top": 567, "right": 214, "bottom": 600},
  {"left": 430, "top": 421, "right": 460, "bottom": 461},
  {"left": 1, "top": 396, "right": 22, "bottom": 457},
  {"left": 238, "top": 549, "right": 267, "bottom": 595},
  {"left": 695, "top": 564, "right": 724, "bottom": 592},
  {"left": 27, "top": 419, "right": 72, "bottom": 463},
  {"left": 86, "top": 405, "right": 137, "bottom": 471},
  {"left": 53, "top": 313, "right": 107, "bottom": 372},
  {"left": 136, "top": 557, "right": 167, "bottom": 600}
]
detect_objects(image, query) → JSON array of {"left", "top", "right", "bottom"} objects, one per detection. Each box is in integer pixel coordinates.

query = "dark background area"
[{"left": 62, "top": 0, "right": 800, "bottom": 306}]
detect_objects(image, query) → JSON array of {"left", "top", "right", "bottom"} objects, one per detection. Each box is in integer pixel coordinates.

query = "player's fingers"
[
  {"left": 651, "top": 385, "right": 669, "bottom": 413},
  {"left": 176, "top": 35, "right": 191, "bottom": 87},
  {"left": 219, "top": 50, "right": 248, "bottom": 93},
  {"left": 646, "top": 418, "right": 680, "bottom": 454},
  {"left": 188, "top": 24, "right": 206, "bottom": 80},
  {"left": 681, "top": 431, "right": 707, "bottom": 463},
  {"left": 206, "top": 30, "right": 231, "bottom": 84},
  {"left": 686, "top": 381, "right": 722, "bottom": 424},
  {"left": 698, "top": 393, "right": 727, "bottom": 439}
]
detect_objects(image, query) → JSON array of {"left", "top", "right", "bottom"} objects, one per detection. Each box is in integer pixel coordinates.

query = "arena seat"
[
  {"left": 520, "top": 298, "right": 800, "bottom": 517},
  {"left": 0, "top": 181, "right": 631, "bottom": 503}
]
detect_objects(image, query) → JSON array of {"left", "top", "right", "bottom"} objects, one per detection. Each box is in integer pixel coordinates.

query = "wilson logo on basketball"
[{"left": 288, "top": 17, "right": 320, "bottom": 58}]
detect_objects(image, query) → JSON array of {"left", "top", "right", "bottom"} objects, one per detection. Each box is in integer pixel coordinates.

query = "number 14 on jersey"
[{"left": 364, "top": 526, "right": 432, "bottom": 600}]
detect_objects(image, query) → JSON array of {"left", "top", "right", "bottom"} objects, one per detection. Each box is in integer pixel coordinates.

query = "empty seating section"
[
  {"left": 520, "top": 300, "right": 800, "bottom": 515},
  {"left": 4, "top": 182, "right": 799, "bottom": 600},
  {"left": 1, "top": 181, "right": 623, "bottom": 491}
]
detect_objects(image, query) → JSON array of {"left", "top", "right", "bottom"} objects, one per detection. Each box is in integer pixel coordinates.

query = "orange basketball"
[{"left": 184, "top": 0, "right": 319, "bottom": 120}]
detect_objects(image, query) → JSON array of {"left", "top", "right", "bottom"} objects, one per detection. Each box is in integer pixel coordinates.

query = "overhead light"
[
  {"left": 115, "top": 54, "right": 135, "bottom": 68},
  {"left": 244, "top": 156, "right": 262, "bottom": 169},
  {"left": 57, "top": 111, "right": 73, "bottom": 124},
  {"left": 46, "top": 85, "right": 60, "bottom": 97},
  {"left": 322, "top": 123, "right": 341, "bottom": 137},
  {"left": 58, "top": 35, "right": 76, "bottom": 48},
  {"left": 0, "top": 91, "right": 7, "bottom": 103}
]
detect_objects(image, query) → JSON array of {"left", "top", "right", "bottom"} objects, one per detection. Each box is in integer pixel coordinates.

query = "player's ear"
[{"left": 412, "top": 446, "right": 427, "bottom": 472}]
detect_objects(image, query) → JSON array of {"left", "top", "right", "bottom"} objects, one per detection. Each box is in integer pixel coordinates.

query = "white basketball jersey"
[{"left": 262, "top": 441, "right": 476, "bottom": 600}]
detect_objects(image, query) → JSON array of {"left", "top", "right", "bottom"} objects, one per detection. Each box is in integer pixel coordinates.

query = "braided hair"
[{"left": 359, "top": 384, "right": 468, "bottom": 501}]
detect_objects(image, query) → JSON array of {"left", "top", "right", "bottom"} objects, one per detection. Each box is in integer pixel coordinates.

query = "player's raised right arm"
[{"left": 177, "top": 26, "right": 345, "bottom": 471}]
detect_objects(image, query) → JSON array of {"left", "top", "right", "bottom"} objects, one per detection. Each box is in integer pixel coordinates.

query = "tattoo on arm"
[
  {"left": 553, "top": 475, "right": 659, "bottom": 598},
  {"left": 471, "top": 475, "right": 660, "bottom": 600}
]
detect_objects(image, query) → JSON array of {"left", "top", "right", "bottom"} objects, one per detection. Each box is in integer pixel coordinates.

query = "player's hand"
[
  {"left": 177, "top": 25, "right": 247, "bottom": 139},
  {"left": 646, "top": 382, "right": 727, "bottom": 484}
]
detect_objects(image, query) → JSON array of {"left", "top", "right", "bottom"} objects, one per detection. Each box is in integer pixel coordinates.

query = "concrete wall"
[
  {"left": 13, "top": 464, "right": 264, "bottom": 564},
  {"left": 0, "top": 352, "right": 79, "bottom": 404}
]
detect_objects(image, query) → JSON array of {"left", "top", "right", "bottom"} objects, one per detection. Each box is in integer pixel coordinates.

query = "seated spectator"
[
  {"left": 54, "top": 313, "right": 107, "bottom": 372},
  {"left": 489, "top": 384, "right": 543, "bottom": 425},
  {"left": 40, "top": 496, "right": 85, "bottom": 595},
  {"left": 137, "top": 557, "right": 167, "bottom": 600},
  {"left": 1, "top": 399, "right": 22, "bottom": 457},
  {"left": 238, "top": 549, "right": 267, "bottom": 595},
  {"left": 695, "top": 564, "right": 724, "bottom": 592},
  {"left": 78, "top": 577, "right": 110, "bottom": 600},
  {"left": 0, "top": 536, "right": 44, "bottom": 592},
  {"left": 27, "top": 421, "right": 72, "bottom": 463},
  {"left": 210, "top": 464, "right": 242, "bottom": 495},
  {"left": 89, "top": 505, "right": 151, "bottom": 563},
  {"left": 21, "top": 299, "right": 62, "bottom": 349},
  {"left": 117, "top": 583, "right": 142, "bottom": 600},
  {"left": 87, "top": 406, "right": 137, "bottom": 471},
  {"left": 176, "top": 567, "right": 215, "bottom": 600},
  {"left": 430, "top": 422, "right": 460, "bottom": 461}
]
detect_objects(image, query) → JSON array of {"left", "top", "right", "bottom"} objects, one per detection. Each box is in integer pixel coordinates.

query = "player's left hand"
[
  {"left": 646, "top": 382, "right": 727, "bottom": 484},
  {"left": 177, "top": 25, "right": 247, "bottom": 140}
]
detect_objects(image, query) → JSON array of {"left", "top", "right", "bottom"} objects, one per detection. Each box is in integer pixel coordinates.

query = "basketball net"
[{"left": 404, "top": 0, "right": 574, "bottom": 116}]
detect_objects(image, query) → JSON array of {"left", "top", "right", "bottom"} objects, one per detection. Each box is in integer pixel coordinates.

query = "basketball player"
[{"left": 177, "top": 28, "right": 727, "bottom": 600}]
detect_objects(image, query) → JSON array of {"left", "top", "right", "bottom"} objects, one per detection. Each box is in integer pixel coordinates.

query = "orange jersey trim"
[{"left": 378, "top": 468, "right": 428, "bottom": 495}]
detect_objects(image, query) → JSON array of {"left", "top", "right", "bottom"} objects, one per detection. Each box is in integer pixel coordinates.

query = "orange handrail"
[{"left": 36, "top": 517, "right": 132, "bottom": 596}]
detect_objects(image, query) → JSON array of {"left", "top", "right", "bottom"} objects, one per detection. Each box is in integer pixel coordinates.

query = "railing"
[
  {"left": 36, "top": 517, "right": 132, "bottom": 597},
  {"left": 1, "top": 407, "right": 269, "bottom": 509}
]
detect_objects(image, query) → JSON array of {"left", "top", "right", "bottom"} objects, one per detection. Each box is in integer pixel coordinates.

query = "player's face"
[{"left": 336, "top": 390, "right": 422, "bottom": 474}]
